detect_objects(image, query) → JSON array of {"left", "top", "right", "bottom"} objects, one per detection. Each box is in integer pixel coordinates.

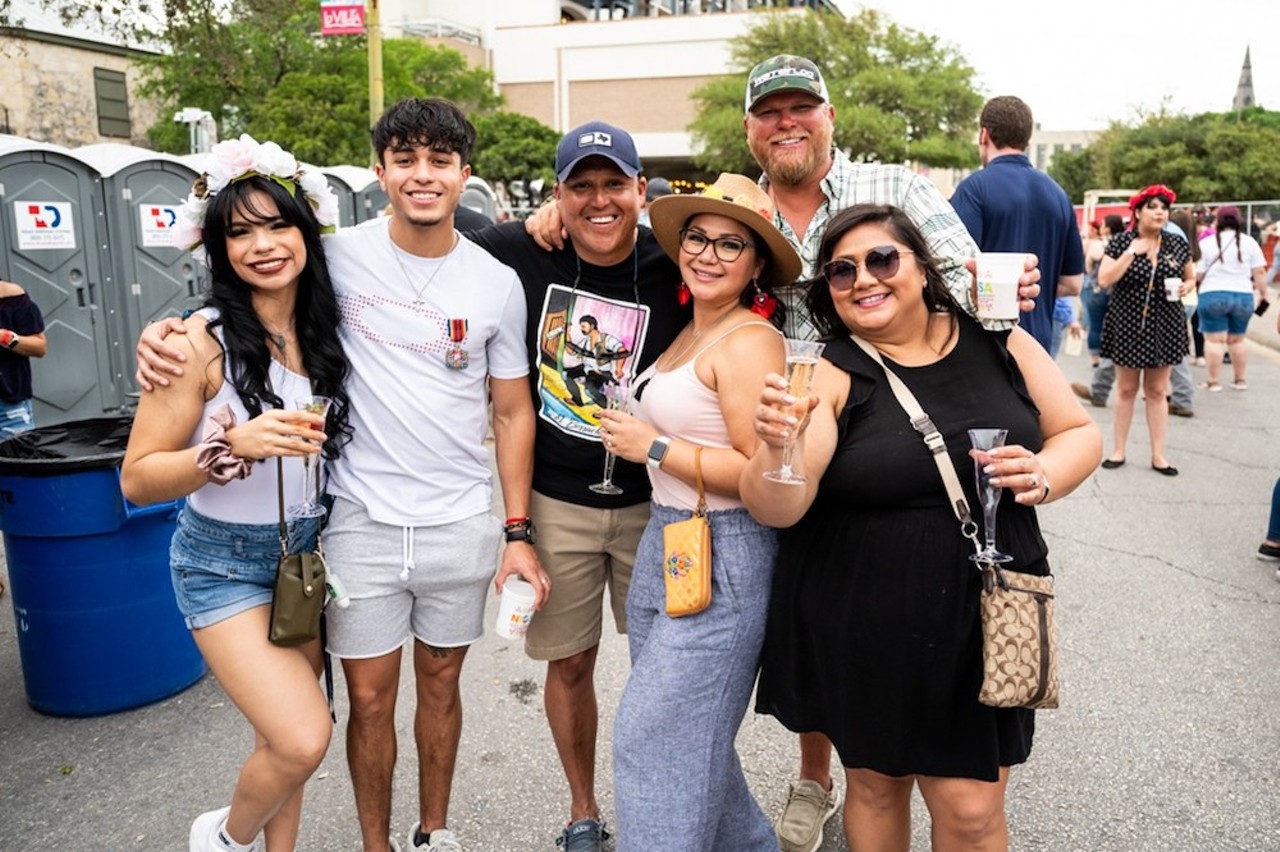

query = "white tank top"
[
  {"left": 630, "top": 321, "right": 778, "bottom": 512},
  {"left": 185, "top": 309, "right": 315, "bottom": 524}
]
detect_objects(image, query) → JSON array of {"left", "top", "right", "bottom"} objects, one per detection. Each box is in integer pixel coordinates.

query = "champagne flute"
[
  {"left": 968, "top": 428, "right": 1013, "bottom": 565},
  {"left": 763, "top": 339, "right": 826, "bottom": 485},
  {"left": 289, "top": 395, "right": 332, "bottom": 519},
  {"left": 589, "top": 381, "right": 631, "bottom": 495}
]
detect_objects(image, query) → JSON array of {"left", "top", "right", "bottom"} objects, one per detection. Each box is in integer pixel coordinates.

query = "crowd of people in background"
[{"left": 0, "top": 44, "right": 1271, "bottom": 852}]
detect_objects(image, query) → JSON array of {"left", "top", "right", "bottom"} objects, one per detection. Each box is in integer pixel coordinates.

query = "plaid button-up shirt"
[{"left": 761, "top": 149, "right": 1003, "bottom": 341}]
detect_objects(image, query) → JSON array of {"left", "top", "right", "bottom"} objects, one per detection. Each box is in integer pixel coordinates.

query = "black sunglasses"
[{"left": 823, "top": 246, "right": 914, "bottom": 290}]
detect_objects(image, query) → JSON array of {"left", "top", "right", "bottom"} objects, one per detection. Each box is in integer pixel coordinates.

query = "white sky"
[{"left": 840, "top": 1, "right": 1279, "bottom": 130}]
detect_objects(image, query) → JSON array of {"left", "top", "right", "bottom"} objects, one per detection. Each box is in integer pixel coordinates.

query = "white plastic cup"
[
  {"left": 974, "top": 253, "right": 1024, "bottom": 320},
  {"left": 1164, "top": 277, "right": 1182, "bottom": 302},
  {"left": 1063, "top": 332, "right": 1083, "bottom": 357},
  {"left": 494, "top": 578, "right": 537, "bottom": 639}
]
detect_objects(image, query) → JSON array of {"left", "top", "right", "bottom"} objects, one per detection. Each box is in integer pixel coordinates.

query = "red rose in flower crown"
[{"left": 1128, "top": 184, "right": 1177, "bottom": 210}]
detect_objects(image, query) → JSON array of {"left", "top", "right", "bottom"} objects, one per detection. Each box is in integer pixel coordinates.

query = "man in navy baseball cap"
[{"left": 554, "top": 121, "right": 643, "bottom": 182}]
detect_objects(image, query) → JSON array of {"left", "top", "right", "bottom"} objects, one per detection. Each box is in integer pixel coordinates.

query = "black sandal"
[{"left": 1151, "top": 464, "right": 1179, "bottom": 476}]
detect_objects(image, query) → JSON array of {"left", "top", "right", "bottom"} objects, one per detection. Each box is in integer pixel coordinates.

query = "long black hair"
[
  {"left": 805, "top": 204, "right": 962, "bottom": 342},
  {"left": 200, "top": 175, "right": 353, "bottom": 459}
]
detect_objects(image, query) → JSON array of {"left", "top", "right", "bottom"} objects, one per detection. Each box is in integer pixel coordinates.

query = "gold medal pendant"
[{"left": 445, "top": 346, "right": 469, "bottom": 370}]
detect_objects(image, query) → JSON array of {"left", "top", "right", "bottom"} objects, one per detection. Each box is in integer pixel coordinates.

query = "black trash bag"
[{"left": 0, "top": 416, "right": 134, "bottom": 476}]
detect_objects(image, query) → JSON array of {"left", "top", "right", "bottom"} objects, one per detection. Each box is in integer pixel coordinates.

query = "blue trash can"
[{"left": 0, "top": 416, "right": 206, "bottom": 716}]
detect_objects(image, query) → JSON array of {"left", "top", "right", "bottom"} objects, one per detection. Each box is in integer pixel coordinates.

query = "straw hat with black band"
[{"left": 647, "top": 173, "right": 802, "bottom": 286}]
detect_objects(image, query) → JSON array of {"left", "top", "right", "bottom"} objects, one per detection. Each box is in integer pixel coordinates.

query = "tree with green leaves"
[
  {"left": 246, "top": 38, "right": 504, "bottom": 166},
  {"left": 1047, "top": 148, "right": 1095, "bottom": 205},
  {"left": 471, "top": 112, "right": 559, "bottom": 187},
  {"left": 134, "top": 0, "right": 505, "bottom": 165},
  {"left": 689, "top": 9, "right": 983, "bottom": 175},
  {"left": 1052, "top": 109, "right": 1280, "bottom": 203}
]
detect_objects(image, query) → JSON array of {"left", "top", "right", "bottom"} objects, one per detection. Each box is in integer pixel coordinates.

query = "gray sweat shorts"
[{"left": 322, "top": 497, "right": 502, "bottom": 659}]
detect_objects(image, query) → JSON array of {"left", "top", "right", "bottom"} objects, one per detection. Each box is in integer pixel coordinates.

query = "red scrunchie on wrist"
[{"left": 195, "top": 403, "right": 253, "bottom": 485}]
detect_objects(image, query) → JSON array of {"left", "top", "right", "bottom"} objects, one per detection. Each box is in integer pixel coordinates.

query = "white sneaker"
[
  {"left": 190, "top": 807, "right": 231, "bottom": 852},
  {"left": 407, "top": 822, "right": 462, "bottom": 852},
  {"left": 189, "top": 806, "right": 262, "bottom": 852}
]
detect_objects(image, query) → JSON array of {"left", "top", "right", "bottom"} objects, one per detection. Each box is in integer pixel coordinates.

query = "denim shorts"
[
  {"left": 170, "top": 505, "right": 319, "bottom": 630},
  {"left": 0, "top": 399, "right": 33, "bottom": 438},
  {"left": 1197, "top": 291, "right": 1254, "bottom": 335}
]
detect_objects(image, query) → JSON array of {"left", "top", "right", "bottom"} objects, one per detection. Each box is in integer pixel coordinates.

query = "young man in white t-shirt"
[
  {"left": 319, "top": 97, "right": 547, "bottom": 852},
  {"left": 135, "top": 99, "right": 549, "bottom": 852}
]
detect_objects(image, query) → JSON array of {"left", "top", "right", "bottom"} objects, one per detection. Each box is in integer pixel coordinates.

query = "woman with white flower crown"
[{"left": 121, "top": 134, "right": 352, "bottom": 852}]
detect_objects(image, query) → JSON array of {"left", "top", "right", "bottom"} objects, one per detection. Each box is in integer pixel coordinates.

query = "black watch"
[{"left": 504, "top": 518, "right": 536, "bottom": 545}]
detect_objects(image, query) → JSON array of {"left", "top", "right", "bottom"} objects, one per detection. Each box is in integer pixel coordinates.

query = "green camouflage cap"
[{"left": 744, "top": 54, "right": 830, "bottom": 112}]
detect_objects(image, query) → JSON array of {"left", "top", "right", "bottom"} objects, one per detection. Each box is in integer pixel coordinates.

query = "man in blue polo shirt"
[{"left": 951, "top": 95, "right": 1084, "bottom": 352}]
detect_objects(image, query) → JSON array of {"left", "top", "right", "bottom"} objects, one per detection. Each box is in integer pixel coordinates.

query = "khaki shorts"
[{"left": 525, "top": 490, "right": 649, "bottom": 661}]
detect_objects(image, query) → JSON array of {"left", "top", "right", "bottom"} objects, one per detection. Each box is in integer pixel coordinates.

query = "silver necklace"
[
  {"left": 391, "top": 230, "right": 460, "bottom": 308},
  {"left": 261, "top": 317, "right": 294, "bottom": 351}
]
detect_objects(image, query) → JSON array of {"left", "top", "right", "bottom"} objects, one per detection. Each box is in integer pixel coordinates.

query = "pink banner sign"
[{"left": 321, "top": 0, "right": 365, "bottom": 36}]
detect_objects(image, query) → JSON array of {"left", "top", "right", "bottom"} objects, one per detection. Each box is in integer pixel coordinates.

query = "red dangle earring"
[
  {"left": 677, "top": 281, "right": 691, "bottom": 306},
  {"left": 750, "top": 278, "right": 777, "bottom": 319}
]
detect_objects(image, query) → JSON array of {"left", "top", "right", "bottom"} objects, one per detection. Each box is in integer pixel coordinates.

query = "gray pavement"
[{"left": 3, "top": 317, "right": 1280, "bottom": 851}]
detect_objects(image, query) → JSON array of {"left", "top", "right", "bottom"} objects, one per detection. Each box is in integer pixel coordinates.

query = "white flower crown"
[{"left": 172, "top": 134, "right": 341, "bottom": 265}]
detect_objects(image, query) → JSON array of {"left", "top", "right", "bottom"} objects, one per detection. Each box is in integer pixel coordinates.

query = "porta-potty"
[
  {"left": 71, "top": 143, "right": 205, "bottom": 369},
  {"left": 323, "top": 165, "right": 388, "bottom": 226},
  {"left": 0, "top": 416, "right": 205, "bottom": 716},
  {"left": 0, "top": 135, "right": 125, "bottom": 425}
]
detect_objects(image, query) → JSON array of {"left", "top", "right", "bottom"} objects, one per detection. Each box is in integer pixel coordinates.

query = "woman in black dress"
[
  {"left": 1098, "top": 185, "right": 1195, "bottom": 474},
  {"left": 741, "top": 205, "right": 1101, "bottom": 851}
]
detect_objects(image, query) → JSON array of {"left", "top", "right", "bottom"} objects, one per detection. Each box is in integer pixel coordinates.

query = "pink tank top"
[{"left": 630, "top": 321, "right": 778, "bottom": 512}]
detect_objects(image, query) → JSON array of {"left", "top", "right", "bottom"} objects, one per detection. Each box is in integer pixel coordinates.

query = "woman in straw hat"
[{"left": 596, "top": 173, "right": 799, "bottom": 850}]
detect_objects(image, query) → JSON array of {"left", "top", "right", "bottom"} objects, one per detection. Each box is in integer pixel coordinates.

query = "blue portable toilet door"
[
  {"left": 0, "top": 153, "right": 121, "bottom": 425},
  {"left": 113, "top": 162, "right": 206, "bottom": 359}
]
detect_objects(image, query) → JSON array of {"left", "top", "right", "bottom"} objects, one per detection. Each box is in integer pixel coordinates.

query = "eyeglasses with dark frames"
[
  {"left": 679, "top": 228, "right": 755, "bottom": 263},
  {"left": 822, "top": 246, "right": 915, "bottom": 291}
]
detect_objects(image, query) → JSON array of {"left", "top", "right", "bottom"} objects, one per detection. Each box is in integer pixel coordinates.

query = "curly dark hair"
[
  {"left": 805, "top": 204, "right": 961, "bottom": 343},
  {"left": 373, "top": 97, "right": 476, "bottom": 167},
  {"left": 200, "top": 175, "right": 353, "bottom": 459}
]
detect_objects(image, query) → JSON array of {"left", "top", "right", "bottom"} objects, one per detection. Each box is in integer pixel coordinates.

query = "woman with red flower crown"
[{"left": 1097, "top": 185, "right": 1195, "bottom": 475}]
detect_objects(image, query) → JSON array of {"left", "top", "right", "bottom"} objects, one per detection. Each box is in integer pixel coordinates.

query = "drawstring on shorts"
[{"left": 400, "top": 525, "right": 415, "bottom": 582}]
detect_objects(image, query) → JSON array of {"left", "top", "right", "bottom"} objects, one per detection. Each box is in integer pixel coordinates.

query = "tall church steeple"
[{"left": 1233, "top": 46, "right": 1255, "bottom": 110}]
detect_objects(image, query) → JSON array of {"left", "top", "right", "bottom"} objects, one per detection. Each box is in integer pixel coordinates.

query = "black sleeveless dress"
[{"left": 754, "top": 315, "right": 1048, "bottom": 782}]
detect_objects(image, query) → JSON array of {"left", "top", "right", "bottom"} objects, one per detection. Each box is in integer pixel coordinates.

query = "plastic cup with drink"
[
  {"left": 494, "top": 577, "right": 537, "bottom": 639},
  {"left": 975, "top": 253, "right": 1024, "bottom": 321}
]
